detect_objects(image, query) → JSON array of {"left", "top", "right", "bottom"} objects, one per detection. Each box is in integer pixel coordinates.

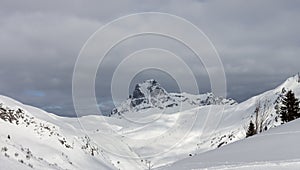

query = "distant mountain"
[
  {"left": 110, "top": 79, "right": 237, "bottom": 116},
  {"left": 1, "top": 75, "right": 300, "bottom": 170}
]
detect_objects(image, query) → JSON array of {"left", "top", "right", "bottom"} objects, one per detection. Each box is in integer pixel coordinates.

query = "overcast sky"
[{"left": 0, "top": 0, "right": 299, "bottom": 116}]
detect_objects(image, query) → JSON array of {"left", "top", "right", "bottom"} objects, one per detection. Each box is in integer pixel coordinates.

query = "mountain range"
[{"left": 1, "top": 74, "right": 300, "bottom": 170}]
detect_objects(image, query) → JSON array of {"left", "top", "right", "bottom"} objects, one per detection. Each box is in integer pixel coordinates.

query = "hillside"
[{"left": 164, "top": 118, "right": 300, "bottom": 170}]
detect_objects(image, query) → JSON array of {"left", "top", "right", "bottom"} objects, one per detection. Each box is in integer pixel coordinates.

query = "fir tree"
[
  {"left": 280, "top": 90, "right": 300, "bottom": 123},
  {"left": 246, "top": 121, "right": 256, "bottom": 138}
]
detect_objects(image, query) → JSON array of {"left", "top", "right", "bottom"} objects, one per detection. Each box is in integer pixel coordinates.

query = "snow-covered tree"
[{"left": 253, "top": 100, "right": 272, "bottom": 133}]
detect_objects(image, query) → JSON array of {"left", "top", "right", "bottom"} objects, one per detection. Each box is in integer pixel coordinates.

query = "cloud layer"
[{"left": 0, "top": 0, "right": 299, "bottom": 116}]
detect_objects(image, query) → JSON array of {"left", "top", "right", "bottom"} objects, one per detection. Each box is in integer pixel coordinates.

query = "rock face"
[
  {"left": 130, "top": 79, "right": 168, "bottom": 107},
  {"left": 110, "top": 79, "right": 237, "bottom": 116}
]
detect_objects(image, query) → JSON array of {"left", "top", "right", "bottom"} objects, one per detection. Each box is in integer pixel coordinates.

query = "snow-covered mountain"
[
  {"left": 110, "top": 79, "right": 236, "bottom": 116},
  {"left": 1, "top": 75, "right": 300, "bottom": 170}
]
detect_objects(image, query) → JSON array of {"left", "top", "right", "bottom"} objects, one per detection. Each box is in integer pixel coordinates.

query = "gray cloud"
[{"left": 0, "top": 0, "right": 299, "bottom": 116}]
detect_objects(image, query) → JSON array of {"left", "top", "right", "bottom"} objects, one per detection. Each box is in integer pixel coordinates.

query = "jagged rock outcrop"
[{"left": 110, "top": 79, "right": 237, "bottom": 116}]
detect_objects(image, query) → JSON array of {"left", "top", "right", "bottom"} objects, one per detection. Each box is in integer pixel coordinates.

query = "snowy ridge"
[
  {"left": 0, "top": 97, "right": 116, "bottom": 169},
  {"left": 162, "top": 74, "right": 300, "bottom": 169},
  {"left": 0, "top": 96, "right": 144, "bottom": 170}
]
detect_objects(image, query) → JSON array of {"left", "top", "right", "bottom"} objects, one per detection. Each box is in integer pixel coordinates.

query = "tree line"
[{"left": 246, "top": 89, "right": 300, "bottom": 138}]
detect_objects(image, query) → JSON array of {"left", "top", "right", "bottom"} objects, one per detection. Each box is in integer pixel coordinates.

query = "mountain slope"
[
  {"left": 0, "top": 95, "right": 144, "bottom": 170},
  {"left": 86, "top": 75, "right": 300, "bottom": 168},
  {"left": 161, "top": 74, "right": 300, "bottom": 169},
  {"left": 164, "top": 118, "right": 300, "bottom": 170}
]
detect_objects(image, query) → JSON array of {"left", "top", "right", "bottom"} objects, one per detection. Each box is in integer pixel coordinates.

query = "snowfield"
[
  {"left": 0, "top": 75, "right": 300, "bottom": 169},
  {"left": 164, "top": 118, "right": 300, "bottom": 170}
]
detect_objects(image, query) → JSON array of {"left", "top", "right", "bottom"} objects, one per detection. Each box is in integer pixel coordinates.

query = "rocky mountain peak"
[
  {"left": 130, "top": 79, "right": 168, "bottom": 107},
  {"left": 110, "top": 79, "right": 237, "bottom": 116}
]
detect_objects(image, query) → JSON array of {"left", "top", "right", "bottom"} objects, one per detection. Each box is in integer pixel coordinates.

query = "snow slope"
[
  {"left": 164, "top": 118, "right": 300, "bottom": 170},
  {"left": 0, "top": 96, "right": 116, "bottom": 170},
  {"left": 0, "top": 96, "right": 144, "bottom": 170},
  {"left": 0, "top": 75, "right": 300, "bottom": 170}
]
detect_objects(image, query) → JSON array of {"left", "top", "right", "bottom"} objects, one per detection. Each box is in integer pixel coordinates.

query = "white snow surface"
[
  {"left": 0, "top": 75, "right": 300, "bottom": 170},
  {"left": 164, "top": 118, "right": 300, "bottom": 170}
]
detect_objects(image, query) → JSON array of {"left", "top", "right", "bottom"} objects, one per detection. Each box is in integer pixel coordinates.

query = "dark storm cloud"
[{"left": 0, "top": 0, "right": 299, "bottom": 116}]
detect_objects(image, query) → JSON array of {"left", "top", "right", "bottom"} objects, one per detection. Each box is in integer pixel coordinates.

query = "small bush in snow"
[
  {"left": 4, "top": 153, "right": 10, "bottom": 158},
  {"left": 28, "top": 164, "right": 33, "bottom": 168},
  {"left": 1, "top": 147, "right": 8, "bottom": 152}
]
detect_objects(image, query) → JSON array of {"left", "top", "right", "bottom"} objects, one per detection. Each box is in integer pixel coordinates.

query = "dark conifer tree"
[
  {"left": 246, "top": 121, "right": 256, "bottom": 138},
  {"left": 280, "top": 90, "right": 300, "bottom": 123}
]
